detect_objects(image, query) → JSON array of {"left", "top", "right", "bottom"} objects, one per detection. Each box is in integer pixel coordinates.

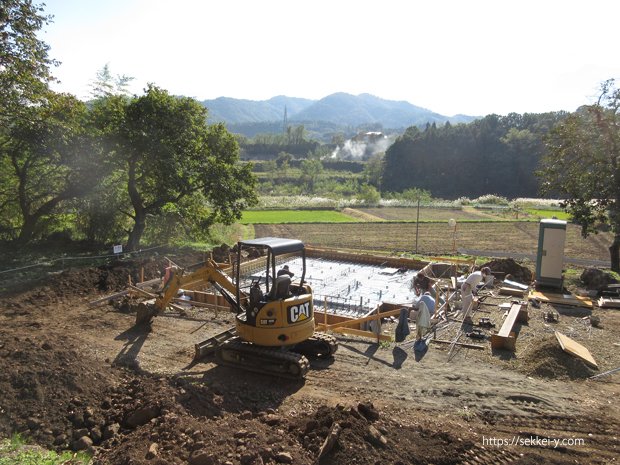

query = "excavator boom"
[{"left": 135, "top": 259, "right": 243, "bottom": 326}]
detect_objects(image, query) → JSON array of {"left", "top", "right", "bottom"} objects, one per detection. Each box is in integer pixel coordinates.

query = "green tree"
[
  {"left": 357, "top": 184, "right": 381, "bottom": 206},
  {"left": 401, "top": 187, "right": 432, "bottom": 203},
  {"left": 0, "top": 0, "right": 56, "bottom": 124},
  {"left": 90, "top": 64, "right": 134, "bottom": 99},
  {"left": 286, "top": 125, "right": 306, "bottom": 145},
  {"left": 1, "top": 93, "right": 102, "bottom": 242},
  {"left": 538, "top": 79, "right": 620, "bottom": 271},
  {"left": 300, "top": 158, "right": 323, "bottom": 192},
  {"left": 276, "top": 151, "right": 292, "bottom": 169},
  {"left": 99, "top": 85, "right": 257, "bottom": 250},
  {"left": 363, "top": 152, "right": 384, "bottom": 188}
]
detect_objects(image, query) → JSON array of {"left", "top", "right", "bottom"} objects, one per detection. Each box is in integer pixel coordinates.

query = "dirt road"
[{"left": 1, "top": 259, "right": 619, "bottom": 464}]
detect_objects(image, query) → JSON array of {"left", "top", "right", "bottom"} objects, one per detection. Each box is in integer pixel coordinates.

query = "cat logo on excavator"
[{"left": 288, "top": 301, "right": 312, "bottom": 323}]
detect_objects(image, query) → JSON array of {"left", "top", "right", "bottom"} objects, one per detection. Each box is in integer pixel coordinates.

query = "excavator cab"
[{"left": 233, "top": 238, "right": 315, "bottom": 347}]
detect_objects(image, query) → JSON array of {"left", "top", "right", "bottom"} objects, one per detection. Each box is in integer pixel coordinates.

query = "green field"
[
  {"left": 523, "top": 208, "right": 571, "bottom": 220},
  {"left": 241, "top": 210, "right": 358, "bottom": 224},
  {"left": 241, "top": 207, "right": 573, "bottom": 224}
]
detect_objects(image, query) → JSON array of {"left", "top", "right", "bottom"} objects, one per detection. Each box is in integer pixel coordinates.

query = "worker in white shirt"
[{"left": 460, "top": 267, "right": 492, "bottom": 322}]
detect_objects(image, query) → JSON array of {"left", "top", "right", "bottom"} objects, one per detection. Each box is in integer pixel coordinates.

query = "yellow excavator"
[{"left": 135, "top": 237, "right": 337, "bottom": 378}]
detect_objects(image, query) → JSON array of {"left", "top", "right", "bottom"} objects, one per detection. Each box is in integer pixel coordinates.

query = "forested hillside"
[
  {"left": 382, "top": 112, "right": 568, "bottom": 199},
  {"left": 203, "top": 93, "right": 478, "bottom": 139}
]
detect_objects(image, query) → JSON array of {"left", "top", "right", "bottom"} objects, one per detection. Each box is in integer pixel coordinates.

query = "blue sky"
[{"left": 40, "top": 0, "right": 620, "bottom": 116}]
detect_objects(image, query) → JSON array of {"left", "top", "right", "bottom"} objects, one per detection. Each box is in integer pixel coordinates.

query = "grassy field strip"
[
  {"left": 524, "top": 208, "right": 571, "bottom": 220},
  {"left": 242, "top": 207, "right": 566, "bottom": 224},
  {"left": 240, "top": 210, "right": 360, "bottom": 224}
]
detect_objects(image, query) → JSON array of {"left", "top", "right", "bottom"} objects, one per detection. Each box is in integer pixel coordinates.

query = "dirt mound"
[
  {"left": 0, "top": 329, "right": 123, "bottom": 451},
  {"left": 481, "top": 257, "right": 533, "bottom": 283},
  {"left": 2, "top": 259, "right": 164, "bottom": 304},
  {"left": 518, "top": 335, "right": 597, "bottom": 380},
  {"left": 291, "top": 402, "right": 472, "bottom": 465},
  {"left": 211, "top": 243, "right": 233, "bottom": 263},
  {"left": 580, "top": 267, "right": 618, "bottom": 291}
]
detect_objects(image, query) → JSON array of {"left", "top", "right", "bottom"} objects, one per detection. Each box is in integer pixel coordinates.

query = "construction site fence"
[{"left": 0, "top": 245, "right": 167, "bottom": 279}]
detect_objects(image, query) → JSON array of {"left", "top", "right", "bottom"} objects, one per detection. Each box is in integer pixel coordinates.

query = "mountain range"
[{"left": 201, "top": 93, "right": 478, "bottom": 137}]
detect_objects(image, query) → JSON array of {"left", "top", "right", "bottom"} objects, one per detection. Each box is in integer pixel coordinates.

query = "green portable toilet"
[{"left": 535, "top": 219, "right": 567, "bottom": 290}]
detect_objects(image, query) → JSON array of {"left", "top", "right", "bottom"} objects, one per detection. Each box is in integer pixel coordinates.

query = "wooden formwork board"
[
  {"left": 316, "top": 307, "right": 404, "bottom": 331},
  {"left": 305, "top": 246, "right": 428, "bottom": 269},
  {"left": 491, "top": 303, "right": 528, "bottom": 351},
  {"left": 555, "top": 331, "right": 598, "bottom": 368},
  {"left": 332, "top": 327, "right": 392, "bottom": 342},
  {"left": 529, "top": 290, "right": 593, "bottom": 308}
]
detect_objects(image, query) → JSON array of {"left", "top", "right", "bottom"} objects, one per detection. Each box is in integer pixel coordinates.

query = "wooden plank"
[
  {"left": 332, "top": 327, "right": 392, "bottom": 342},
  {"left": 499, "top": 306, "right": 521, "bottom": 337},
  {"left": 491, "top": 303, "right": 527, "bottom": 351},
  {"left": 499, "top": 287, "right": 525, "bottom": 297},
  {"left": 323, "top": 308, "right": 405, "bottom": 330},
  {"left": 529, "top": 290, "right": 593, "bottom": 308},
  {"left": 491, "top": 331, "right": 516, "bottom": 351},
  {"left": 128, "top": 284, "right": 156, "bottom": 298},
  {"left": 555, "top": 331, "right": 598, "bottom": 368},
  {"left": 88, "top": 277, "right": 162, "bottom": 307}
]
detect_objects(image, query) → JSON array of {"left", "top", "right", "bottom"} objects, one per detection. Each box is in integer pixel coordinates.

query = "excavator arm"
[{"left": 135, "top": 259, "right": 246, "bottom": 325}]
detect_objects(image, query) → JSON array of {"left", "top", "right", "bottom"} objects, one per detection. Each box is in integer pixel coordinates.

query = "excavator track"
[
  {"left": 216, "top": 339, "right": 310, "bottom": 380},
  {"left": 293, "top": 331, "right": 338, "bottom": 358}
]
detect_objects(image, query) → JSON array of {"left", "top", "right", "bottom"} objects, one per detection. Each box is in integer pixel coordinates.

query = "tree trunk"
[
  {"left": 126, "top": 160, "right": 145, "bottom": 252},
  {"left": 610, "top": 232, "right": 620, "bottom": 272},
  {"left": 126, "top": 211, "right": 146, "bottom": 252},
  {"left": 16, "top": 195, "right": 67, "bottom": 245},
  {"left": 16, "top": 215, "right": 38, "bottom": 245}
]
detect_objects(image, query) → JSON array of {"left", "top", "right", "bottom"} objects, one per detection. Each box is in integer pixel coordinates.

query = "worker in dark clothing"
[
  {"left": 412, "top": 272, "right": 436, "bottom": 297},
  {"left": 277, "top": 265, "right": 294, "bottom": 278}
]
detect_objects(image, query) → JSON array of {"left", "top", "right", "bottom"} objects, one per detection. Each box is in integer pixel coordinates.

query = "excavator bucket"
[
  {"left": 193, "top": 327, "right": 237, "bottom": 361},
  {"left": 135, "top": 301, "right": 158, "bottom": 326}
]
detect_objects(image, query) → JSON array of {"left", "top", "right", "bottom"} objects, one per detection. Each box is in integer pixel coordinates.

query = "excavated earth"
[{"left": 0, "top": 254, "right": 619, "bottom": 465}]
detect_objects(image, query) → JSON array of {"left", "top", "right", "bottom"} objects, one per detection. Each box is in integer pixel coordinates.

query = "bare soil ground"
[
  {"left": 255, "top": 222, "right": 612, "bottom": 261},
  {"left": 361, "top": 207, "right": 503, "bottom": 222},
  {"left": 1, "top": 253, "right": 619, "bottom": 465}
]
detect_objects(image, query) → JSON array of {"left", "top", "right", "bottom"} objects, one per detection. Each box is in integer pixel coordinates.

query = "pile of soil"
[
  {"left": 518, "top": 335, "right": 597, "bottom": 380},
  {"left": 580, "top": 267, "right": 618, "bottom": 291},
  {"left": 480, "top": 258, "right": 533, "bottom": 283},
  {"left": 3, "top": 258, "right": 164, "bottom": 301},
  {"left": 291, "top": 402, "right": 473, "bottom": 465},
  {"left": 0, "top": 328, "right": 123, "bottom": 451}
]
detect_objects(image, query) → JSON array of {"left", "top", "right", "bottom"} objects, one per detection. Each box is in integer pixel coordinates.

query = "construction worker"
[
  {"left": 412, "top": 271, "right": 436, "bottom": 298},
  {"left": 277, "top": 265, "right": 294, "bottom": 278},
  {"left": 460, "top": 267, "right": 492, "bottom": 322}
]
